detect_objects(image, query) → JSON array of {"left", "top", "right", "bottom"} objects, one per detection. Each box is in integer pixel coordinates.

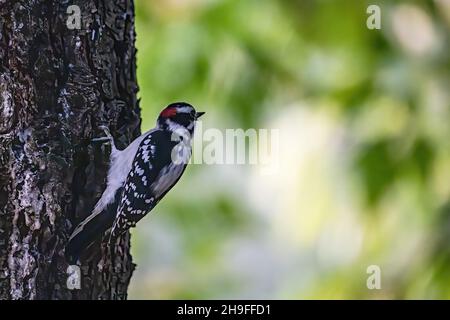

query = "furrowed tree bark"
[{"left": 0, "top": 0, "right": 140, "bottom": 299}]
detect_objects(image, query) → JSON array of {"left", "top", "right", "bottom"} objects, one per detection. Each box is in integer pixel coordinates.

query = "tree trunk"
[{"left": 0, "top": 0, "right": 140, "bottom": 299}]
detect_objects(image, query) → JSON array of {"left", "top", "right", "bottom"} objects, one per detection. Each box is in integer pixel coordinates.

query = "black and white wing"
[{"left": 110, "top": 130, "right": 190, "bottom": 240}]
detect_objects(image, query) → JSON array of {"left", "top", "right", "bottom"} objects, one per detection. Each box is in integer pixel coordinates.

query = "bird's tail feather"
[{"left": 65, "top": 188, "right": 123, "bottom": 264}]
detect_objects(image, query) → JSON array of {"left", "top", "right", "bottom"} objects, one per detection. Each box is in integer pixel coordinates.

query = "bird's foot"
[
  {"left": 92, "top": 125, "right": 114, "bottom": 144},
  {"left": 99, "top": 125, "right": 112, "bottom": 139}
]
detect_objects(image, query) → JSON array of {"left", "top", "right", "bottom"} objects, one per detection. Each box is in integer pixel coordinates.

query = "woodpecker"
[{"left": 65, "top": 102, "right": 205, "bottom": 263}]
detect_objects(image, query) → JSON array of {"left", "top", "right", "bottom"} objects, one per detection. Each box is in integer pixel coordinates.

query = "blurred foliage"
[{"left": 129, "top": 0, "right": 450, "bottom": 299}]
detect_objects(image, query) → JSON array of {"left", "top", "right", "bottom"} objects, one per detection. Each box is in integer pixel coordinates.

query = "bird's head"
[{"left": 157, "top": 102, "right": 205, "bottom": 134}]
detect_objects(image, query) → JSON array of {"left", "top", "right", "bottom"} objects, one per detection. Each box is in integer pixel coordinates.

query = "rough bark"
[{"left": 0, "top": 0, "right": 140, "bottom": 299}]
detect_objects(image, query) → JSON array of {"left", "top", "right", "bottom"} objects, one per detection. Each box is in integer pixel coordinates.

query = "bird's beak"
[{"left": 195, "top": 112, "right": 205, "bottom": 119}]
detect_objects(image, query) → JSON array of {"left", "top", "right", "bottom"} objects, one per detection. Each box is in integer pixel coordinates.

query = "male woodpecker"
[{"left": 65, "top": 102, "right": 204, "bottom": 263}]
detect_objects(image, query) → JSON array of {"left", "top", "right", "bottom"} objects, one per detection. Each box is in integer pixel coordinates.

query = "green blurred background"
[{"left": 128, "top": 0, "right": 450, "bottom": 299}]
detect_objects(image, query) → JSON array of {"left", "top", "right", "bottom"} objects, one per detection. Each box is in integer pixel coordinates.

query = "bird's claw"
[
  {"left": 92, "top": 125, "right": 113, "bottom": 144},
  {"left": 99, "top": 125, "right": 112, "bottom": 137},
  {"left": 93, "top": 125, "right": 117, "bottom": 152},
  {"left": 91, "top": 137, "right": 110, "bottom": 143}
]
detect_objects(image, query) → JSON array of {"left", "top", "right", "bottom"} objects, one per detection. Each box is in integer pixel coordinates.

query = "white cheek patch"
[{"left": 165, "top": 119, "right": 185, "bottom": 133}]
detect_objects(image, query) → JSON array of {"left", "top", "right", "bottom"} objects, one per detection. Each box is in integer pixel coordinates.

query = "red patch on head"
[{"left": 160, "top": 107, "right": 177, "bottom": 118}]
